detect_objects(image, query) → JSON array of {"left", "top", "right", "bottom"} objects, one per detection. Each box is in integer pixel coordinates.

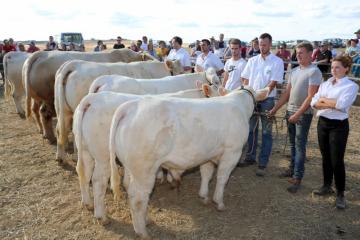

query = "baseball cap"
[{"left": 354, "top": 29, "right": 360, "bottom": 34}]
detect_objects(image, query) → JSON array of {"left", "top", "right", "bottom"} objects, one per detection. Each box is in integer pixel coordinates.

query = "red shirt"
[
  {"left": 2, "top": 44, "right": 16, "bottom": 53},
  {"left": 27, "top": 46, "right": 40, "bottom": 53},
  {"left": 276, "top": 49, "right": 291, "bottom": 70}
]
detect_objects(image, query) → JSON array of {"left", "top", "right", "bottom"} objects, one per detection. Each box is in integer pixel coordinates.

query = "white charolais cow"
[
  {"left": 55, "top": 60, "right": 183, "bottom": 162},
  {"left": 88, "top": 69, "right": 220, "bottom": 94},
  {"left": 109, "top": 86, "right": 270, "bottom": 238},
  {"left": 73, "top": 85, "right": 218, "bottom": 224},
  {"left": 3, "top": 51, "right": 31, "bottom": 118},
  {"left": 24, "top": 49, "right": 157, "bottom": 144}
]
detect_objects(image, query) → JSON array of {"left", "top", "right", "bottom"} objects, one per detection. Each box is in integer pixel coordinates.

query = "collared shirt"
[
  {"left": 195, "top": 51, "right": 224, "bottom": 71},
  {"left": 311, "top": 76, "right": 359, "bottom": 120},
  {"left": 241, "top": 53, "right": 284, "bottom": 97},
  {"left": 167, "top": 47, "right": 191, "bottom": 68},
  {"left": 224, "top": 58, "right": 247, "bottom": 91}
]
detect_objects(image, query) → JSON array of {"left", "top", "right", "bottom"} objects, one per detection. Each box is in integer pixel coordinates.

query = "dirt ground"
[{"left": 1, "top": 82, "right": 359, "bottom": 240}]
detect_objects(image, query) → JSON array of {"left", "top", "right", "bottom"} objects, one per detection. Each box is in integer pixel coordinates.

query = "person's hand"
[
  {"left": 267, "top": 108, "right": 276, "bottom": 118},
  {"left": 288, "top": 113, "right": 300, "bottom": 124}
]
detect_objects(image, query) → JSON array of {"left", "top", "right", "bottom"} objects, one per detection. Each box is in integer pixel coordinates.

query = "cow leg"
[
  {"left": 92, "top": 159, "right": 110, "bottom": 225},
  {"left": 56, "top": 113, "right": 73, "bottom": 161},
  {"left": 12, "top": 92, "right": 25, "bottom": 119},
  {"left": 40, "top": 103, "right": 56, "bottom": 144},
  {"left": 128, "top": 172, "right": 156, "bottom": 239},
  {"left": 213, "top": 152, "right": 239, "bottom": 211},
  {"left": 76, "top": 149, "right": 95, "bottom": 211},
  {"left": 123, "top": 167, "right": 130, "bottom": 192},
  {"left": 199, "top": 161, "right": 215, "bottom": 204},
  {"left": 31, "top": 100, "right": 43, "bottom": 134}
]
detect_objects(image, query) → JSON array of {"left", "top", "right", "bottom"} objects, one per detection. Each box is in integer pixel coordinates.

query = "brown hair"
[
  {"left": 332, "top": 55, "right": 353, "bottom": 74},
  {"left": 229, "top": 38, "right": 241, "bottom": 46},
  {"left": 296, "top": 42, "right": 313, "bottom": 53}
]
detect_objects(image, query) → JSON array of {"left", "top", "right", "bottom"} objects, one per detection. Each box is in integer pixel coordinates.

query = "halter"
[{"left": 238, "top": 86, "right": 256, "bottom": 110}]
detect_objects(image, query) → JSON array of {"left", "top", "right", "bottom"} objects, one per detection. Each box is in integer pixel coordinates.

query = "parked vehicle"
[{"left": 55, "top": 32, "right": 84, "bottom": 51}]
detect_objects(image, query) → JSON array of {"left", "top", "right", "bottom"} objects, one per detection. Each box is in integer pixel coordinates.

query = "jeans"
[
  {"left": 246, "top": 97, "right": 274, "bottom": 168},
  {"left": 317, "top": 116, "right": 349, "bottom": 193},
  {"left": 286, "top": 111, "right": 313, "bottom": 180}
]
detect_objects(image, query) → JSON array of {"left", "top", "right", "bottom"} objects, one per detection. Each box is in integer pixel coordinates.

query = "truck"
[{"left": 55, "top": 32, "right": 85, "bottom": 51}]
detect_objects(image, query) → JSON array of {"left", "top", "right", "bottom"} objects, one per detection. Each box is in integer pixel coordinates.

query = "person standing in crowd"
[
  {"left": 345, "top": 39, "right": 360, "bottom": 77},
  {"left": 354, "top": 29, "right": 360, "bottom": 48},
  {"left": 141, "top": 36, "right": 148, "bottom": 51},
  {"left": 26, "top": 41, "right": 40, "bottom": 53},
  {"left": 2, "top": 39, "right": 16, "bottom": 54},
  {"left": 314, "top": 41, "right": 332, "bottom": 76},
  {"left": 218, "top": 33, "right": 225, "bottom": 49},
  {"left": 113, "top": 36, "right": 125, "bottom": 49},
  {"left": 276, "top": 42, "right": 291, "bottom": 72},
  {"left": 222, "top": 38, "right": 247, "bottom": 91},
  {"left": 239, "top": 33, "right": 284, "bottom": 176},
  {"left": 156, "top": 40, "right": 169, "bottom": 61},
  {"left": 94, "top": 40, "right": 104, "bottom": 52},
  {"left": 146, "top": 39, "right": 158, "bottom": 59},
  {"left": 190, "top": 40, "right": 202, "bottom": 58},
  {"left": 247, "top": 37, "right": 261, "bottom": 58},
  {"left": 312, "top": 41, "right": 320, "bottom": 62},
  {"left": 129, "top": 41, "right": 139, "bottom": 52},
  {"left": 46, "top": 36, "right": 57, "bottom": 51},
  {"left": 269, "top": 42, "right": 322, "bottom": 193},
  {"left": 291, "top": 48, "right": 299, "bottom": 69},
  {"left": 195, "top": 39, "right": 224, "bottom": 75},
  {"left": 311, "top": 55, "right": 359, "bottom": 209},
  {"left": 18, "top": 43, "right": 26, "bottom": 52},
  {"left": 167, "top": 36, "right": 192, "bottom": 72},
  {"left": 329, "top": 42, "right": 337, "bottom": 58}
]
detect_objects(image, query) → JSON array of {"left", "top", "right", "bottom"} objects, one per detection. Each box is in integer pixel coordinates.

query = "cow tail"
[
  {"left": 24, "top": 52, "right": 42, "bottom": 119},
  {"left": 3, "top": 53, "right": 11, "bottom": 100},
  {"left": 55, "top": 61, "right": 75, "bottom": 147},
  {"left": 74, "top": 95, "right": 91, "bottom": 191},
  {"left": 109, "top": 100, "right": 138, "bottom": 200},
  {"left": 88, "top": 76, "right": 106, "bottom": 93}
]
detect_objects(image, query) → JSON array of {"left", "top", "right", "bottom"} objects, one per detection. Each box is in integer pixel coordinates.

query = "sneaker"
[
  {"left": 237, "top": 159, "right": 256, "bottom": 168},
  {"left": 287, "top": 179, "right": 301, "bottom": 193},
  {"left": 278, "top": 169, "right": 293, "bottom": 178},
  {"left": 312, "top": 185, "right": 335, "bottom": 196},
  {"left": 255, "top": 166, "right": 266, "bottom": 177},
  {"left": 336, "top": 193, "right": 346, "bottom": 209}
]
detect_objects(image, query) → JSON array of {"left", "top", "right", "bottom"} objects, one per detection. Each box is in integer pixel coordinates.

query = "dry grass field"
[{"left": 1, "top": 76, "right": 360, "bottom": 240}]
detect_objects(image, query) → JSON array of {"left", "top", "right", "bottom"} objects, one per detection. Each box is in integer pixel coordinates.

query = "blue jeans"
[
  {"left": 246, "top": 97, "right": 274, "bottom": 168},
  {"left": 287, "top": 111, "right": 313, "bottom": 180}
]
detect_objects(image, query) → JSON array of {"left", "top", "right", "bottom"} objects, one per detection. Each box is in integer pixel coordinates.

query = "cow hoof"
[
  {"left": 201, "top": 198, "right": 210, "bottom": 205},
  {"left": 82, "top": 202, "right": 94, "bottom": 211},
  {"left": 44, "top": 137, "right": 56, "bottom": 145},
  {"left": 18, "top": 113, "right": 26, "bottom": 119},
  {"left": 96, "top": 217, "right": 110, "bottom": 226},
  {"left": 216, "top": 203, "right": 225, "bottom": 211}
]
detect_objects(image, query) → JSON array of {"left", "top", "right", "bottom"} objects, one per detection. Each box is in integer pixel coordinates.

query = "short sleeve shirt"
[
  {"left": 195, "top": 52, "right": 224, "bottom": 71},
  {"left": 224, "top": 58, "right": 247, "bottom": 90},
  {"left": 241, "top": 53, "right": 284, "bottom": 97},
  {"left": 287, "top": 64, "right": 323, "bottom": 114},
  {"left": 167, "top": 48, "right": 191, "bottom": 68}
]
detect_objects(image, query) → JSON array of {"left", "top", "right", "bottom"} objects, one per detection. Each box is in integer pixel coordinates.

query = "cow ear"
[
  {"left": 218, "top": 87, "right": 227, "bottom": 96},
  {"left": 196, "top": 80, "right": 203, "bottom": 89},
  {"left": 165, "top": 60, "right": 173, "bottom": 70},
  {"left": 255, "top": 87, "right": 270, "bottom": 101},
  {"left": 202, "top": 84, "right": 210, "bottom": 97}
]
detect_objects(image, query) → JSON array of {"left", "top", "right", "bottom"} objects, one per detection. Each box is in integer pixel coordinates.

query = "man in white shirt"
[
  {"left": 167, "top": 36, "right": 192, "bottom": 72},
  {"left": 195, "top": 39, "right": 224, "bottom": 75},
  {"left": 141, "top": 36, "right": 148, "bottom": 51},
  {"left": 222, "top": 38, "right": 247, "bottom": 91},
  {"left": 239, "top": 33, "right": 284, "bottom": 177}
]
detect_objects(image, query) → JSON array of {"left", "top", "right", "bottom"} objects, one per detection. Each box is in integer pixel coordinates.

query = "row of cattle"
[{"left": 3, "top": 49, "right": 269, "bottom": 239}]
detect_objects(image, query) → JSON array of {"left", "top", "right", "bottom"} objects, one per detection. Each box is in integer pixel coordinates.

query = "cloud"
[
  {"left": 110, "top": 13, "right": 148, "bottom": 28},
  {"left": 212, "top": 23, "right": 262, "bottom": 29},
  {"left": 178, "top": 22, "right": 200, "bottom": 28},
  {"left": 255, "top": 11, "right": 293, "bottom": 18}
]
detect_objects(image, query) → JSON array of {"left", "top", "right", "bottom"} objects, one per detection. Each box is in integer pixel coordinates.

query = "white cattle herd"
[{"left": 3, "top": 49, "right": 269, "bottom": 239}]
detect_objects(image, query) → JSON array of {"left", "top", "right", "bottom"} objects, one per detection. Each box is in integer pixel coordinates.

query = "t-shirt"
[
  {"left": 167, "top": 47, "right": 191, "bottom": 68},
  {"left": 195, "top": 51, "right": 224, "bottom": 71},
  {"left": 141, "top": 43, "right": 148, "bottom": 51},
  {"left": 224, "top": 58, "right": 247, "bottom": 91},
  {"left": 113, "top": 43, "right": 125, "bottom": 49},
  {"left": 287, "top": 64, "right": 322, "bottom": 114},
  {"left": 2, "top": 44, "right": 16, "bottom": 53},
  {"left": 241, "top": 53, "right": 284, "bottom": 98},
  {"left": 316, "top": 50, "right": 332, "bottom": 73}
]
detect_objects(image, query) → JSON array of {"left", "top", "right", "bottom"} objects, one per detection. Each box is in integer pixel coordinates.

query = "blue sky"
[{"left": 1, "top": 0, "right": 359, "bottom": 43}]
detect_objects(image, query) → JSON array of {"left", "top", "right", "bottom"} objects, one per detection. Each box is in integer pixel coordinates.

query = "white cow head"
[
  {"left": 204, "top": 67, "right": 221, "bottom": 87},
  {"left": 165, "top": 60, "right": 185, "bottom": 76}
]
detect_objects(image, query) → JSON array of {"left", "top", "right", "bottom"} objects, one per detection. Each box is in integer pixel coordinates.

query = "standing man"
[
  {"left": 269, "top": 42, "right": 322, "bottom": 192},
  {"left": 354, "top": 29, "right": 360, "bottom": 48},
  {"left": 195, "top": 39, "right": 224, "bottom": 75},
  {"left": 46, "top": 36, "right": 57, "bottom": 51},
  {"left": 26, "top": 41, "right": 40, "bottom": 53},
  {"left": 113, "top": 36, "right": 125, "bottom": 49},
  {"left": 222, "top": 38, "right": 247, "bottom": 91},
  {"left": 167, "top": 36, "right": 192, "bottom": 72},
  {"left": 239, "top": 33, "right": 284, "bottom": 176},
  {"left": 141, "top": 36, "right": 148, "bottom": 51},
  {"left": 314, "top": 41, "right": 332, "bottom": 76}
]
